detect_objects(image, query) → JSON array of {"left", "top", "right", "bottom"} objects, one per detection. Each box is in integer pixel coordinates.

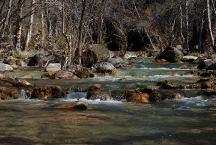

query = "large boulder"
[
  {"left": 197, "top": 79, "right": 215, "bottom": 89},
  {"left": 0, "top": 63, "right": 13, "bottom": 72},
  {"left": 124, "top": 89, "right": 150, "bottom": 103},
  {"left": 87, "top": 84, "right": 102, "bottom": 99},
  {"left": 197, "top": 58, "right": 213, "bottom": 70},
  {"left": 45, "top": 63, "right": 61, "bottom": 73},
  {"left": 92, "top": 62, "right": 116, "bottom": 73},
  {"left": 30, "top": 86, "right": 65, "bottom": 99},
  {"left": 156, "top": 46, "right": 183, "bottom": 63},
  {"left": 55, "top": 71, "right": 78, "bottom": 80},
  {"left": 0, "top": 87, "right": 19, "bottom": 100},
  {"left": 207, "top": 59, "right": 216, "bottom": 70},
  {"left": 106, "top": 56, "right": 127, "bottom": 68},
  {"left": 27, "top": 53, "right": 46, "bottom": 67}
]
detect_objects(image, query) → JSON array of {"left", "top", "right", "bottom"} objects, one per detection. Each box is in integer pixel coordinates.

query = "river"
[{"left": 0, "top": 58, "right": 216, "bottom": 145}]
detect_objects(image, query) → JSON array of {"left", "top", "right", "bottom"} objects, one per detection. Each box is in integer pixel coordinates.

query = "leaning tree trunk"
[
  {"left": 77, "top": 0, "right": 87, "bottom": 65},
  {"left": 24, "top": 0, "right": 35, "bottom": 50},
  {"left": 207, "top": 0, "right": 215, "bottom": 50}
]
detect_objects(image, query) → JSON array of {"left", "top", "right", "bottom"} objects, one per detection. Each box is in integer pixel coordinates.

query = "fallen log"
[{"left": 0, "top": 74, "right": 31, "bottom": 87}]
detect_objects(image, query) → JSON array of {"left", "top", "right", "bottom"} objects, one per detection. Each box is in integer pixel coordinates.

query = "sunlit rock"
[
  {"left": 0, "top": 87, "right": 19, "bottom": 100},
  {"left": 45, "top": 63, "right": 61, "bottom": 73},
  {"left": 52, "top": 101, "right": 89, "bottom": 111},
  {"left": 30, "top": 86, "right": 65, "bottom": 99},
  {"left": 87, "top": 84, "right": 102, "bottom": 99},
  {"left": 0, "top": 63, "right": 13, "bottom": 72}
]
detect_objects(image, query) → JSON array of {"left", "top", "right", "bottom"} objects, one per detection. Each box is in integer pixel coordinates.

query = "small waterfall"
[{"left": 19, "top": 89, "right": 28, "bottom": 99}]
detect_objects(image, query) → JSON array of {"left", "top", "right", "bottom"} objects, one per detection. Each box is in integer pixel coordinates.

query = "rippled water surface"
[{"left": 1, "top": 58, "right": 216, "bottom": 145}]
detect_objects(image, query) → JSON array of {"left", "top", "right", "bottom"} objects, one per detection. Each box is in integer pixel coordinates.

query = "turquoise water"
[{"left": 0, "top": 58, "right": 216, "bottom": 145}]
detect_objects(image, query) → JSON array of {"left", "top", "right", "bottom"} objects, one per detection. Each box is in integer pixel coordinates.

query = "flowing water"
[{"left": 0, "top": 58, "right": 216, "bottom": 145}]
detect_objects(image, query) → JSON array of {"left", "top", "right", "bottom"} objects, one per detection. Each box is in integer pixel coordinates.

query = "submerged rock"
[
  {"left": 0, "top": 63, "right": 13, "bottom": 72},
  {"left": 156, "top": 46, "right": 183, "bottom": 63},
  {"left": 0, "top": 87, "right": 19, "bottom": 100},
  {"left": 52, "top": 101, "right": 89, "bottom": 111},
  {"left": 30, "top": 86, "right": 65, "bottom": 99}
]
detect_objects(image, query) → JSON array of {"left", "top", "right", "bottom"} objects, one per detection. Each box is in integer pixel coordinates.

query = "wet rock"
[
  {"left": 30, "top": 86, "right": 65, "bottom": 99},
  {"left": 106, "top": 56, "right": 127, "bottom": 68},
  {"left": 55, "top": 71, "right": 78, "bottom": 80},
  {"left": 197, "top": 58, "right": 214, "bottom": 70},
  {"left": 207, "top": 59, "right": 216, "bottom": 70},
  {"left": 3, "top": 56, "right": 16, "bottom": 65},
  {"left": 93, "top": 62, "right": 116, "bottom": 73},
  {"left": 124, "top": 89, "right": 150, "bottom": 103},
  {"left": 16, "top": 59, "right": 26, "bottom": 67},
  {"left": 41, "top": 72, "right": 56, "bottom": 79},
  {"left": 198, "top": 79, "right": 215, "bottom": 89},
  {"left": 0, "top": 63, "right": 13, "bottom": 72},
  {"left": 208, "top": 102, "right": 216, "bottom": 107},
  {"left": 0, "top": 87, "right": 19, "bottom": 100},
  {"left": 198, "top": 70, "right": 216, "bottom": 77},
  {"left": 45, "top": 63, "right": 61, "bottom": 73},
  {"left": 156, "top": 46, "right": 183, "bottom": 63},
  {"left": 158, "top": 80, "right": 179, "bottom": 89},
  {"left": 67, "top": 65, "right": 90, "bottom": 72},
  {"left": 52, "top": 101, "right": 89, "bottom": 111},
  {"left": 87, "top": 84, "right": 102, "bottom": 99},
  {"left": 181, "top": 56, "right": 198, "bottom": 62},
  {"left": 74, "top": 71, "right": 95, "bottom": 79}
]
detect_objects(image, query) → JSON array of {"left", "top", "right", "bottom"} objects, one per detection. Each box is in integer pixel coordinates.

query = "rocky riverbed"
[{"left": 0, "top": 56, "right": 216, "bottom": 144}]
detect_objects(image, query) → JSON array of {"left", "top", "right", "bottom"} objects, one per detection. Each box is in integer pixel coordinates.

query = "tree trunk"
[
  {"left": 185, "top": 0, "right": 189, "bottom": 51},
  {"left": 24, "top": 0, "right": 35, "bottom": 50},
  {"left": 41, "top": 0, "right": 45, "bottom": 47},
  {"left": 61, "top": 1, "right": 65, "bottom": 34},
  {"left": 179, "top": 4, "right": 184, "bottom": 42},
  {"left": 77, "top": 0, "right": 87, "bottom": 65},
  {"left": 207, "top": 0, "right": 215, "bottom": 50},
  {"left": 14, "top": 0, "right": 23, "bottom": 52},
  {"left": 1, "top": 0, "right": 12, "bottom": 37}
]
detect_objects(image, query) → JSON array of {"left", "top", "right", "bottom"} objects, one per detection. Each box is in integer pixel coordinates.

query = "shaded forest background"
[{"left": 0, "top": 0, "right": 216, "bottom": 66}]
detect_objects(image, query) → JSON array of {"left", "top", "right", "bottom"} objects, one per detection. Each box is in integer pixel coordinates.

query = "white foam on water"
[
  {"left": 177, "top": 96, "right": 214, "bottom": 107},
  {"left": 92, "top": 76, "right": 123, "bottom": 81},
  {"left": 130, "top": 67, "right": 192, "bottom": 71},
  {"left": 60, "top": 98, "right": 123, "bottom": 105}
]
